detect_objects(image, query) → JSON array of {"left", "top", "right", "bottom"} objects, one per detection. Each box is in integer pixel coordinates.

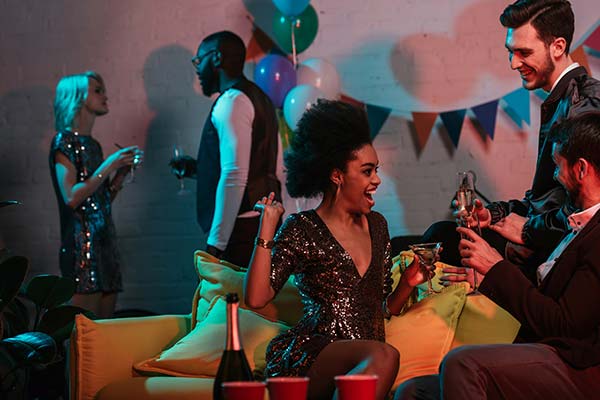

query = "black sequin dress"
[
  {"left": 265, "top": 210, "right": 393, "bottom": 377},
  {"left": 49, "top": 131, "right": 122, "bottom": 294}
]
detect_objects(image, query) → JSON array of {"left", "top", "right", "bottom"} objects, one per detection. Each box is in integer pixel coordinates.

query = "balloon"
[
  {"left": 273, "top": 0, "right": 310, "bottom": 17},
  {"left": 297, "top": 58, "right": 341, "bottom": 100},
  {"left": 273, "top": 5, "right": 318, "bottom": 54},
  {"left": 253, "top": 54, "right": 297, "bottom": 108},
  {"left": 283, "top": 84, "right": 325, "bottom": 130}
]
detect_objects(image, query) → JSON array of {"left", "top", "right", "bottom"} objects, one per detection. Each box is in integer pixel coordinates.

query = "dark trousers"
[
  {"left": 395, "top": 343, "right": 600, "bottom": 400},
  {"left": 221, "top": 216, "right": 260, "bottom": 268}
]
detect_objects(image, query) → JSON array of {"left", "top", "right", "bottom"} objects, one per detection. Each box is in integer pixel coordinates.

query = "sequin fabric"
[
  {"left": 265, "top": 210, "right": 393, "bottom": 377},
  {"left": 49, "top": 131, "right": 122, "bottom": 293}
]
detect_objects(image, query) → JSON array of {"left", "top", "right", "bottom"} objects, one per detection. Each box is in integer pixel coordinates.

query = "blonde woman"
[{"left": 49, "top": 71, "right": 143, "bottom": 318}]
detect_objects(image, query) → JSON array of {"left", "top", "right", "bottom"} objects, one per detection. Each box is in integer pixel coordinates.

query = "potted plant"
[{"left": 0, "top": 256, "right": 92, "bottom": 399}]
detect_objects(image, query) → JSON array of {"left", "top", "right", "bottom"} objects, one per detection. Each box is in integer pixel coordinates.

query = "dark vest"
[{"left": 196, "top": 77, "right": 281, "bottom": 232}]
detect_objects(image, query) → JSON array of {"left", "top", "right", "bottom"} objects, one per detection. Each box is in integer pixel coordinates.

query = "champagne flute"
[
  {"left": 115, "top": 143, "right": 138, "bottom": 184},
  {"left": 172, "top": 145, "right": 190, "bottom": 195},
  {"left": 408, "top": 242, "right": 442, "bottom": 296},
  {"left": 456, "top": 171, "right": 481, "bottom": 293}
]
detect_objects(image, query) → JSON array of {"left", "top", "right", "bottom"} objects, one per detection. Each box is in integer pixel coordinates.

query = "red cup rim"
[
  {"left": 334, "top": 374, "right": 379, "bottom": 381},
  {"left": 267, "top": 377, "right": 310, "bottom": 383},
  {"left": 222, "top": 381, "right": 266, "bottom": 388}
]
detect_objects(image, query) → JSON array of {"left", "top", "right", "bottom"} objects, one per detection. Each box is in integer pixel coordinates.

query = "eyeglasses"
[{"left": 191, "top": 49, "right": 216, "bottom": 67}]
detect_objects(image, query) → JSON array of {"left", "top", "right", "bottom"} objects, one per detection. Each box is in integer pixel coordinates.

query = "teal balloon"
[
  {"left": 273, "top": 5, "right": 318, "bottom": 54},
  {"left": 273, "top": 0, "right": 310, "bottom": 17}
]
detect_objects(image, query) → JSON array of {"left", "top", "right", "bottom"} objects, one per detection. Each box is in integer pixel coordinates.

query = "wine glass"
[
  {"left": 456, "top": 171, "right": 481, "bottom": 293},
  {"left": 408, "top": 242, "right": 442, "bottom": 296},
  {"left": 172, "top": 145, "right": 190, "bottom": 195}
]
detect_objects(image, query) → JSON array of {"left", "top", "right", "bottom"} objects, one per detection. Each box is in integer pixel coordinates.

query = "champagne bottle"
[{"left": 213, "top": 292, "right": 253, "bottom": 400}]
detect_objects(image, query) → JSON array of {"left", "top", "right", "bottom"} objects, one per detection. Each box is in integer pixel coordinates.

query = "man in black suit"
[{"left": 396, "top": 113, "right": 600, "bottom": 399}]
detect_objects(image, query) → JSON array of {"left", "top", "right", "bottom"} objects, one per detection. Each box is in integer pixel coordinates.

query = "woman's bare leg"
[
  {"left": 306, "top": 340, "right": 399, "bottom": 400},
  {"left": 71, "top": 293, "right": 101, "bottom": 316},
  {"left": 98, "top": 292, "right": 117, "bottom": 319}
]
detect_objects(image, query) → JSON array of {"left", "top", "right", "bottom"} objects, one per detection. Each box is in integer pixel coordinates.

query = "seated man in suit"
[{"left": 396, "top": 112, "right": 600, "bottom": 399}]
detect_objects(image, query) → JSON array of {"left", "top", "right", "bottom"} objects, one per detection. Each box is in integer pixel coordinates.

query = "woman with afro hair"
[{"left": 244, "top": 99, "right": 430, "bottom": 400}]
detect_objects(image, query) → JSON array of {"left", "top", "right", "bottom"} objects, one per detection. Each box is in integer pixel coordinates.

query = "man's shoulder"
[{"left": 213, "top": 88, "right": 254, "bottom": 115}]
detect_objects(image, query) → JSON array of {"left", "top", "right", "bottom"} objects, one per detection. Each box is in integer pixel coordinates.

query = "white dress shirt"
[{"left": 537, "top": 202, "right": 600, "bottom": 284}]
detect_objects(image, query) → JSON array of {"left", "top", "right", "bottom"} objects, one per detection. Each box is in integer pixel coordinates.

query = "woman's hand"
[
  {"left": 254, "top": 192, "right": 285, "bottom": 227},
  {"left": 400, "top": 254, "right": 436, "bottom": 288},
  {"left": 105, "top": 146, "right": 142, "bottom": 173}
]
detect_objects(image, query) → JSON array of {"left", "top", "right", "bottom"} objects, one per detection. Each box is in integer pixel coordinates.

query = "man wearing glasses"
[{"left": 171, "top": 31, "right": 281, "bottom": 267}]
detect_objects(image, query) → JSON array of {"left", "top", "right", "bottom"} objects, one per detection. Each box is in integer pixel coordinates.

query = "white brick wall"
[{"left": 0, "top": 0, "right": 598, "bottom": 314}]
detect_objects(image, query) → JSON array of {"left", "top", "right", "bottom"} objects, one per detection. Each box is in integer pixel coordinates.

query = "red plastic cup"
[
  {"left": 334, "top": 374, "right": 378, "bottom": 400},
  {"left": 267, "top": 376, "right": 310, "bottom": 400},
  {"left": 221, "top": 381, "right": 266, "bottom": 400}
]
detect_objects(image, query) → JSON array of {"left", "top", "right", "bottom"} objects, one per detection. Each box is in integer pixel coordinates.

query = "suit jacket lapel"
[{"left": 539, "top": 209, "right": 600, "bottom": 295}]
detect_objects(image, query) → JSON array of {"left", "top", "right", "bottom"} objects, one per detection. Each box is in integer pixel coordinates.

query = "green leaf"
[
  {"left": 0, "top": 256, "right": 29, "bottom": 314},
  {"left": 2, "top": 331, "right": 58, "bottom": 366},
  {"left": 24, "top": 275, "right": 76, "bottom": 310},
  {"left": 38, "top": 305, "right": 92, "bottom": 343}
]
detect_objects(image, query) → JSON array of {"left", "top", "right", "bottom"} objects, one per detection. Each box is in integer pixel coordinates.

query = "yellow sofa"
[{"left": 69, "top": 251, "right": 520, "bottom": 400}]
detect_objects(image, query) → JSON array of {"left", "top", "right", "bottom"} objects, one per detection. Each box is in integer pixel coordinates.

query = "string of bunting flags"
[{"left": 246, "top": 6, "right": 599, "bottom": 152}]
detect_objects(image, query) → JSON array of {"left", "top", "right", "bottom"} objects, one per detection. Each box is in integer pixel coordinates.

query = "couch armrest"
[{"left": 70, "top": 314, "right": 191, "bottom": 400}]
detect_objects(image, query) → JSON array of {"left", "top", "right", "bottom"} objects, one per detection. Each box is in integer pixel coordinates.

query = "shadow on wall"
[
  {"left": 0, "top": 85, "right": 57, "bottom": 275},
  {"left": 111, "top": 44, "right": 210, "bottom": 314},
  {"left": 390, "top": 0, "right": 510, "bottom": 108}
]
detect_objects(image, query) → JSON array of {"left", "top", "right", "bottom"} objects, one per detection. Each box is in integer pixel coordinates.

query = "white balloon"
[
  {"left": 283, "top": 84, "right": 325, "bottom": 130},
  {"left": 296, "top": 58, "right": 341, "bottom": 100}
]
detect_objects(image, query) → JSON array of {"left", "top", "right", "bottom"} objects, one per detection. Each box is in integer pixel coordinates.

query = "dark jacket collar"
[{"left": 544, "top": 66, "right": 588, "bottom": 105}]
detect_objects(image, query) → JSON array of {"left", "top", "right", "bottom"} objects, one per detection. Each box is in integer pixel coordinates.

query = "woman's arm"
[
  {"left": 54, "top": 146, "right": 138, "bottom": 209},
  {"left": 386, "top": 255, "right": 431, "bottom": 315},
  {"left": 244, "top": 192, "right": 284, "bottom": 309}
]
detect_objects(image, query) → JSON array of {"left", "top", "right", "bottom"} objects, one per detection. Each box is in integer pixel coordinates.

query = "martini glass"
[{"left": 408, "top": 242, "right": 442, "bottom": 296}]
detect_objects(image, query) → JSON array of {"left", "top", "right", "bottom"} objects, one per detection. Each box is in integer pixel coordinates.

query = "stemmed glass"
[
  {"left": 408, "top": 242, "right": 442, "bottom": 296},
  {"left": 172, "top": 145, "right": 190, "bottom": 195},
  {"left": 456, "top": 171, "right": 481, "bottom": 293}
]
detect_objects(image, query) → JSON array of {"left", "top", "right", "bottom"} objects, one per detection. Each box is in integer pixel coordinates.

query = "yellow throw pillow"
[
  {"left": 451, "top": 293, "right": 520, "bottom": 348},
  {"left": 134, "top": 296, "right": 289, "bottom": 378},
  {"left": 385, "top": 284, "right": 467, "bottom": 387},
  {"left": 194, "top": 250, "right": 303, "bottom": 327},
  {"left": 70, "top": 314, "right": 191, "bottom": 400}
]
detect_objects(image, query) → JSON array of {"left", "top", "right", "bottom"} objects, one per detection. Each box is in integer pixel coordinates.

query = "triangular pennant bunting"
[
  {"left": 533, "top": 89, "right": 548, "bottom": 101},
  {"left": 411, "top": 112, "right": 438, "bottom": 152},
  {"left": 340, "top": 93, "right": 366, "bottom": 110},
  {"left": 584, "top": 21, "right": 600, "bottom": 53},
  {"left": 276, "top": 109, "right": 293, "bottom": 149},
  {"left": 246, "top": 24, "right": 276, "bottom": 61},
  {"left": 440, "top": 110, "right": 466, "bottom": 147},
  {"left": 366, "top": 103, "right": 392, "bottom": 139},
  {"left": 471, "top": 100, "right": 499, "bottom": 139},
  {"left": 571, "top": 46, "right": 591, "bottom": 75},
  {"left": 502, "top": 88, "right": 530, "bottom": 128}
]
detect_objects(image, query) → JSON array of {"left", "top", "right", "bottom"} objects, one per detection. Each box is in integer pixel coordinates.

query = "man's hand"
[
  {"left": 453, "top": 198, "right": 491, "bottom": 229},
  {"left": 440, "top": 265, "right": 484, "bottom": 291},
  {"left": 489, "top": 213, "right": 528, "bottom": 244},
  {"left": 457, "top": 227, "right": 504, "bottom": 275},
  {"left": 169, "top": 155, "right": 196, "bottom": 179}
]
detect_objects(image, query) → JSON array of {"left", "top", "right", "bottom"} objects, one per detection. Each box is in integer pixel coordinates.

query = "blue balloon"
[
  {"left": 273, "top": 0, "right": 310, "bottom": 17},
  {"left": 254, "top": 54, "right": 297, "bottom": 108}
]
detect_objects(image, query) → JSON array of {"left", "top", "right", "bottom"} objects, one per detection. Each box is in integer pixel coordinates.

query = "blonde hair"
[{"left": 53, "top": 71, "right": 104, "bottom": 132}]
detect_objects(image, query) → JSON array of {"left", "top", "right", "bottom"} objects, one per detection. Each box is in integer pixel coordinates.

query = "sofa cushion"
[
  {"left": 385, "top": 284, "right": 467, "bottom": 387},
  {"left": 450, "top": 292, "right": 520, "bottom": 349},
  {"left": 193, "top": 251, "right": 303, "bottom": 327},
  {"left": 70, "top": 314, "right": 190, "bottom": 400},
  {"left": 134, "top": 296, "right": 289, "bottom": 378},
  {"left": 96, "top": 377, "right": 214, "bottom": 400}
]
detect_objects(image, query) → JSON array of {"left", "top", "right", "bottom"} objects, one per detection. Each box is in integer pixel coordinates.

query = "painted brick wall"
[{"left": 0, "top": 0, "right": 598, "bottom": 314}]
